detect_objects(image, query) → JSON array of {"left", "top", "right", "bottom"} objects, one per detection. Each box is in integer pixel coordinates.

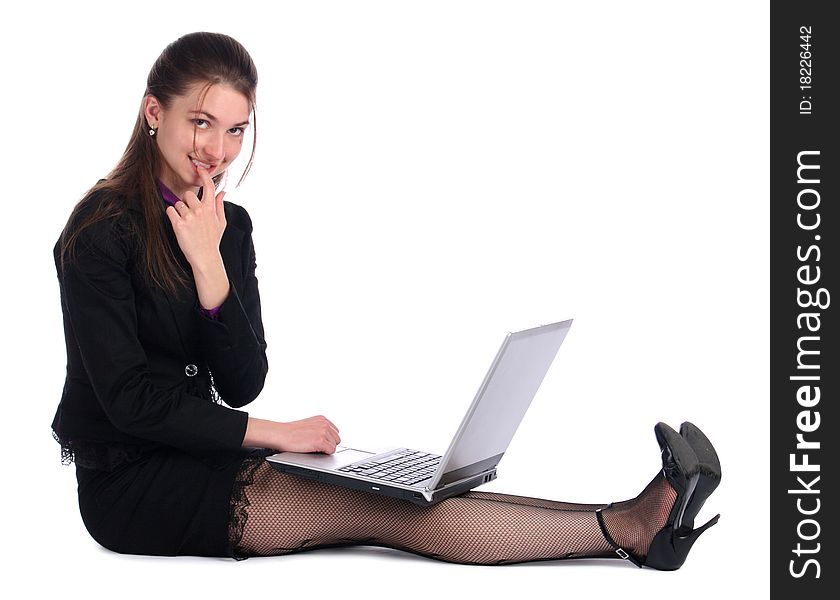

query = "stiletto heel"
[
  {"left": 679, "top": 421, "right": 722, "bottom": 532},
  {"left": 645, "top": 512, "right": 720, "bottom": 571},
  {"left": 596, "top": 422, "right": 720, "bottom": 570},
  {"left": 646, "top": 422, "right": 721, "bottom": 570}
]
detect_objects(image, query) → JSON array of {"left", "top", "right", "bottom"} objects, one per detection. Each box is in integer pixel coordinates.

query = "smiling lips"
[{"left": 190, "top": 156, "right": 215, "bottom": 170}]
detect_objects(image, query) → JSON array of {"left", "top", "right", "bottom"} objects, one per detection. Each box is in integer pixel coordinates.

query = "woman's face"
[{"left": 144, "top": 82, "right": 251, "bottom": 198}]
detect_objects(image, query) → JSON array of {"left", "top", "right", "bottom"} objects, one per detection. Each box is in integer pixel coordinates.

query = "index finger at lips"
[{"left": 198, "top": 167, "right": 216, "bottom": 200}]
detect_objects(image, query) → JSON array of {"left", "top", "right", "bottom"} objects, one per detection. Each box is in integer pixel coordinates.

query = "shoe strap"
[{"left": 595, "top": 505, "right": 644, "bottom": 568}]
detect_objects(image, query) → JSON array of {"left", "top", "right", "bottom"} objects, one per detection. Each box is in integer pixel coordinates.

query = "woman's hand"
[
  {"left": 244, "top": 416, "right": 342, "bottom": 454},
  {"left": 165, "top": 167, "right": 227, "bottom": 269},
  {"left": 277, "top": 416, "right": 342, "bottom": 454},
  {"left": 165, "top": 167, "right": 230, "bottom": 310}
]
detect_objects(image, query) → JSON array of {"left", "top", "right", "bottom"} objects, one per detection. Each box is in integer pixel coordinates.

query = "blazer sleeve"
[
  {"left": 59, "top": 215, "right": 249, "bottom": 453},
  {"left": 194, "top": 203, "right": 268, "bottom": 409}
]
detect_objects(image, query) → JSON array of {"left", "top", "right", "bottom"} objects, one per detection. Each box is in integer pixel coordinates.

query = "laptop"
[{"left": 266, "top": 319, "right": 573, "bottom": 505}]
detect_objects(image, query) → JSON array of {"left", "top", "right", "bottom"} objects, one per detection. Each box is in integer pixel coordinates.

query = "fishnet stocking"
[
  {"left": 599, "top": 474, "right": 678, "bottom": 559},
  {"left": 229, "top": 460, "right": 677, "bottom": 566}
]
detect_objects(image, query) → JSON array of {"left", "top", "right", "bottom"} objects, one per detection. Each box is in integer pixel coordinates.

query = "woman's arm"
[
  {"left": 193, "top": 206, "right": 268, "bottom": 408},
  {"left": 165, "top": 168, "right": 267, "bottom": 408},
  {"left": 58, "top": 215, "right": 249, "bottom": 454},
  {"left": 192, "top": 252, "right": 230, "bottom": 312},
  {"left": 244, "top": 416, "right": 341, "bottom": 454}
]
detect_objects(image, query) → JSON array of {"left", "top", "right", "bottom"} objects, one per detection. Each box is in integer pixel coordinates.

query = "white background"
[{"left": 1, "top": 1, "right": 767, "bottom": 598}]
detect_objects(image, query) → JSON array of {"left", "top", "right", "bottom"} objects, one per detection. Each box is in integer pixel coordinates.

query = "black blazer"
[{"left": 52, "top": 187, "right": 268, "bottom": 468}]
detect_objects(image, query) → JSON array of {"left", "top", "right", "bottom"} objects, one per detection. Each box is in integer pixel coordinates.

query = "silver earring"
[{"left": 149, "top": 127, "right": 157, "bottom": 136}]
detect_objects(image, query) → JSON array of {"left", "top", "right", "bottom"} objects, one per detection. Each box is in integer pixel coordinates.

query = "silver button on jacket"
[{"left": 185, "top": 364, "right": 199, "bottom": 377}]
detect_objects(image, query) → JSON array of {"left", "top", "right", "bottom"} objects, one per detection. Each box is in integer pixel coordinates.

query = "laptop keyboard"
[{"left": 338, "top": 449, "right": 441, "bottom": 485}]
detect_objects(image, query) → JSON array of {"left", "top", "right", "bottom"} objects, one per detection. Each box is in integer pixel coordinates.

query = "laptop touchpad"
[{"left": 268, "top": 447, "right": 377, "bottom": 469}]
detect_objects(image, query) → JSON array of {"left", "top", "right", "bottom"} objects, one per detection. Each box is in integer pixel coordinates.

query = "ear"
[{"left": 143, "top": 95, "right": 163, "bottom": 129}]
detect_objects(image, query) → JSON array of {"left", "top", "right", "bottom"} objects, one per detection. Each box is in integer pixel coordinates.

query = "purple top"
[{"left": 157, "top": 180, "right": 221, "bottom": 320}]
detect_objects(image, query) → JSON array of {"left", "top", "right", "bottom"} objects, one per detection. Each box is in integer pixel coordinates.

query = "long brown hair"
[{"left": 57, "top": 32, "right": 258, "bottom": 300}]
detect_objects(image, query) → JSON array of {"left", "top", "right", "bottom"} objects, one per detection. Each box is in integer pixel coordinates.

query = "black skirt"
[{"left": 75, "top": 445, "right": 272, "bottom": 558}]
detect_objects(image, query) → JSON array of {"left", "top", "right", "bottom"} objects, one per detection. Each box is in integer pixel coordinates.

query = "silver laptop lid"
[{"left": 427, "top": 319, "right": 573, "bottom": 490}]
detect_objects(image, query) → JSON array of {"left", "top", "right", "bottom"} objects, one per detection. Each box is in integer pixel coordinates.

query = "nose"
[{"left": 200, "top": 132, "right": 225, "bottom": 164}]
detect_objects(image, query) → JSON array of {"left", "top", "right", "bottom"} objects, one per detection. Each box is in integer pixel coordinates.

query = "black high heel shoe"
[
  {"left": 679, "top": 421, "right": 722, "bottom": 532},
  {"left": 595, "top": 422, "right": 720, "bottom": 570}
]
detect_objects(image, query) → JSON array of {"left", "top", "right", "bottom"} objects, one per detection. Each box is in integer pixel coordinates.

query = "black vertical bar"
[{"left": 771, "top": 1, "right": 838, "bottom": 597}]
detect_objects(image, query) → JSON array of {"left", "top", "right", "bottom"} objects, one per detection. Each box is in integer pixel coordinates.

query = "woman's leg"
[{"left": 229, "top": 460, "right": 678, "bottom": 566}]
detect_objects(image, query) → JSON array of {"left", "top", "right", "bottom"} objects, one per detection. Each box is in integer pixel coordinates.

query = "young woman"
[{"left": 53, "top": 31, "right": 721, "bottom": 568}]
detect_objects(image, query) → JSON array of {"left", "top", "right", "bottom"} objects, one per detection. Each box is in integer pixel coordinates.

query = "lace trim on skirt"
[
  {"left": 52, "top": 430, "right": 150, "bottom": 471},
  {"left": 227, "top": 450, "right": 274, "bottom": 561}
]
